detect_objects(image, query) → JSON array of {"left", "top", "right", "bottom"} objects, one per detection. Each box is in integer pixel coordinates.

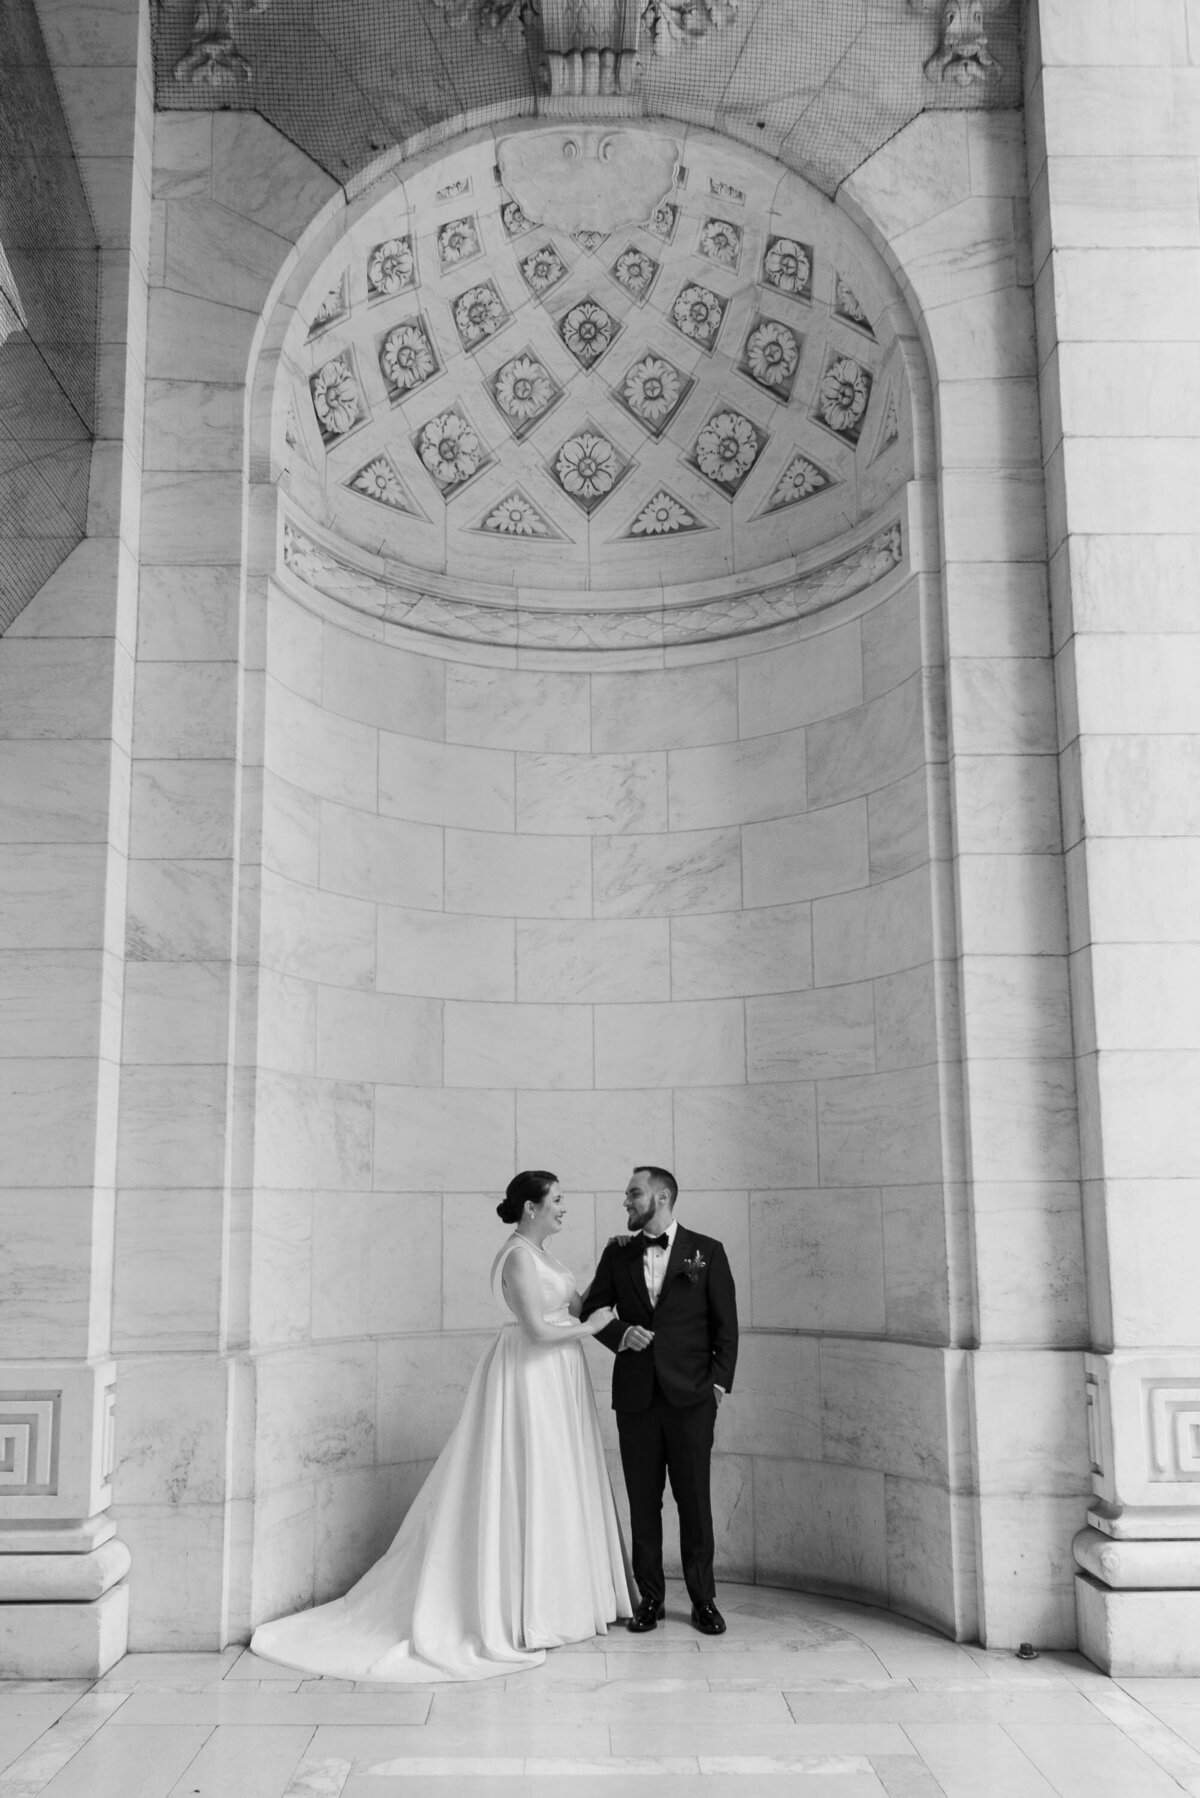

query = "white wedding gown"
[{"left": 250, "top": 1235, "right": 635, "bottom": 1681}]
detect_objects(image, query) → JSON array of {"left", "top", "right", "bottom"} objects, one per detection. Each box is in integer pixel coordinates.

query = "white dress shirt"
[
  {"left": 641, "top": 1217, "right": 678, "bottom": 1307},
  {"left": 618, "top": 1220, "right": 676, "bottom": 1353}
]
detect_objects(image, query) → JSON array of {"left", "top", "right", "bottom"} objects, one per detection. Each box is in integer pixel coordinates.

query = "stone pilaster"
[
  {"left": 0, "top": 0, "right": 153, "bottom": 1678},
  {"left": 0, "top": 1360, "right": 130, "bottom": 1674},
  {"left": 1027, "top": 0, "right": 1200, "bottom": 1673},
  {"left": 1074, "top": 1351, "right": 1200, "bottom": 1673}
]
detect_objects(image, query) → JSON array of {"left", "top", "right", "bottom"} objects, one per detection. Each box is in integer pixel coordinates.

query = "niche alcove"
[
  {"left": 14, "top": 0, "right": 1186, "bottom": 1686},
  {"left": 237, "top": 119, "right": 974, "bottom": 1645}
]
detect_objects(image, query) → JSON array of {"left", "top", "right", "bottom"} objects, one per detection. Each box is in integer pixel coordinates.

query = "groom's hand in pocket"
[{"left": 621, "top": 1325, "right": 655, "bottom": 1352}]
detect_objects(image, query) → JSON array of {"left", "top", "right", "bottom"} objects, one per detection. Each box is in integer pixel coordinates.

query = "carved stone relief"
[
  {"left": 282, "top": 515, "right": 904, "bottom": 651},
  {"left": 542, "top": 0, "right": 640, "bottom": 100},
  {"left": 430, "top": 0, "right": 536, "bottom": 55},
  {"left": 426, "top": 0, "right": 740, "bottom": 83},
  {"left": 498, "top": 128, "right": 680, "bottom": 235},
  {"left": 643, "top": 0, "right": 740, "bottom": 58},
  {"left": 282, "top": 130, "right": 912, "bottom": 597},
  {"left": 173, "top": 0, "right": 251, "bottom": 86},
  {"left": 922, "top": 0, "right": 999, "bottom": 87}
]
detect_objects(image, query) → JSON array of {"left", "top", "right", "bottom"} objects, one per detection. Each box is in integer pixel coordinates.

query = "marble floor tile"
[
  {"left": 110, "top": 1691, "right": 432, "bottom": 1727},
  {"left": 1085, "top": 1689, "right": 1200, "bottom": 1795},
  {"left": 696, "top": 1751, "right": 876, "bottom": 1773},
  {"left": 1119, "top": 1677, "right": 1200, "bottom": 1707},
  {"left": 0, "top": 1694, "right": 130, "bottom": 1791},
  {"left": 902, "top": 1721, "right": 1059, "bottom": 1796},
  {"left": 588, "top": 1626, "right": 703, "bottom": 1654},
  {"left": 95, "top": 1650, "right": 244, "bottom": 1689},
  {"left": 869, "top": 1754, "right": 946, "bottom": 1796},
  {"left": 310, "top": 1723, "right": 613, "bottom": 1764},
  {"left": 30, "top": 1723, "right": 212, "bottom": 1798},
  {"left": 282, "top": 1758, "right": 353, "bottom": 1797},
  {"left": 341, "top": 1781, "right": 890, "bottom": 1797},
  {"left": 428, "top": 1684, "right": 792, "bottom": 1725},
  {"left": 958, "top": 1647, "right": 1085, "bottom": 1683},
  {"left": 0, "top": 1685, "right": 91, "bottom": 1702},
  {"left": 362, "top": 1754, "right": 701, "bottom": 1775},
  {"left": 606, "top": 1722, "right": 915, "bottom": 1757},
  {"left": 1045, "top": 1653, "right": 1124, "bottom": 1690},
  {"left": 1150, "top": 1703, "right": 1200, "bottom": 1748},
  {"left": 226, "top": 1651, "right": 313, "bottom": 1682},
  {"left": 598, "top": 1650, "right": 715, "bottom": 1681},
  {"left": 702, "top": 1651, "right": 894, "bottom": 1686},
  {"left": 1004, "top": 1719, "right": 1193, "bottom": 1798},
  {"left": 0, "top": 1702, "right": 85, "bottom": 1775},
  {"left": 163, "top": 1724, "right": 315, "bottom": 1797},
  {"left": 869, "top": 1646, "right": 989, "bottom": 1678},
  {"left": 6, "top": 1586, "right": 1200, "bottom": 1798},
  {"left": 784, "top": 1686, "right": 1104, "bottom": 1725}
]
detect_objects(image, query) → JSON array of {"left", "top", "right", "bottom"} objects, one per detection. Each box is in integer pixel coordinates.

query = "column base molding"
[
  {"left": 1077, "top": 1571, "right": 1200, "bottom": 1677},
  {"left": 0, "top": 1536, "right": 130, "bottom": 1602},
  {"left": 1074, "top": 1526, "right": 1200, "bottom": 1589},
  {"left": 0, "top": 1582, "right": 128, "bottom": 1679},
  {"left": 0, "top": 1515, "right": 116, "bottom": 1555}
]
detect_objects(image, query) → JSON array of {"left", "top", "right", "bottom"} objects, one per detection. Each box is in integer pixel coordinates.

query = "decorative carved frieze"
[
  {"left": 173, "top": 0, "right": 251, "bottom": 86},
  {"left": 282, "top": 516, "right": 904, "bottom": 651},
  {"left": 426, "top": 0, "right": 736, "bottom": 86},
  {"left": 922, "top": 0, "right": 999, "bottom": 87}
]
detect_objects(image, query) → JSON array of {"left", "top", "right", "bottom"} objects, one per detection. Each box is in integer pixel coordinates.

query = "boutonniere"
[{"left": 681, "top": 1249, "right": 707, "bottom": 1283}]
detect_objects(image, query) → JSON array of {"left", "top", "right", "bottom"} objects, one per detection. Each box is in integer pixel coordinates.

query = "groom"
[{"left": 582, "top": 1166, "right": 738, "bottom": 1635}]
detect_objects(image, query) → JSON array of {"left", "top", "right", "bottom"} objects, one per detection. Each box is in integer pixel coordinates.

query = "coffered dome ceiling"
[{"left": 280, "top": 127, "right": 914, "bottom": 607}]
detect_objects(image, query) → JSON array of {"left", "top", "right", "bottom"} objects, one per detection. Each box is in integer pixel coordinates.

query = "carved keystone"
[{"left": 498, "top": 127, "right": 678, "bottom": 234}]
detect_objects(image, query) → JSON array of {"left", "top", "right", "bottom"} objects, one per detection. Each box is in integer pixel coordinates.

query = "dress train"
[{"left": 250, "top": 1236, "right": 634, "bottom": 1680}]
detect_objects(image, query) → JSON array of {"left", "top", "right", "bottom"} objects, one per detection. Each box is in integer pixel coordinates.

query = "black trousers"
[{"left": 617, "top": 1388, "right": 717, "bottom": 1610}]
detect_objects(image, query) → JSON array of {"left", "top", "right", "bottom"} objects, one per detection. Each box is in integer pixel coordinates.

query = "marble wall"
[
  {"left": 1025, "top": 0, "right": 1200, "bottom": 1671},
  {"left": 0, "top": 0, "right": 150, "bottom": 1674},
  {"left": 1, "top": 59, "right": 1112, "bottom": 1671},
  {"left": 240, "top": 551, "right": 977, "bottom": 1633}
]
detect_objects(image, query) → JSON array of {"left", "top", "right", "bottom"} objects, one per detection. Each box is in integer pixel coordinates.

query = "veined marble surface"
[{"left": 2, "top": 1584, "right": 1195, "bottom": 1798}]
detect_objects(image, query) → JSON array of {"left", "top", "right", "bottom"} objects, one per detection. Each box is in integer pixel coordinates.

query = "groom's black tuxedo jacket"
[{"left": 582, "top": 1225, "right": 738, "bottom": 1411}]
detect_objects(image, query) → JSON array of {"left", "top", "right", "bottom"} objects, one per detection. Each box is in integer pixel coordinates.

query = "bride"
[{"left": 250, "top": 1170, "right": 635, "bottom": 1680}]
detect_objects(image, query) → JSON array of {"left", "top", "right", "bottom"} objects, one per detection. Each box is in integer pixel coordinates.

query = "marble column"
[
  {"left": 1027, "top": 0, "right": 1200, "bottom": 1674},
  {"left": 841, "top": 104, "right": 1092, "bottom": 1649},
  {"left": 0, "top": 0, "right": 151, "bottom": 1675}
]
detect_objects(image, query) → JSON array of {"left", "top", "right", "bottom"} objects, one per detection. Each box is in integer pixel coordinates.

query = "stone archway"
[
  {"left": 230, "top": 118, "right": 994, "bottom": 1647},
  {"left": 0, "top": 97, "right": 1082, "bottom": 1671}
]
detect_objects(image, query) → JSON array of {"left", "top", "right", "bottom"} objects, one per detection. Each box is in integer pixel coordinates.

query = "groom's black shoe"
[
  {"left": 691, "top": 1601, "right": 726, "bottom": 1635},
  {"left": 627, "top": 1600, "right": 666, "bottom": 1632}
]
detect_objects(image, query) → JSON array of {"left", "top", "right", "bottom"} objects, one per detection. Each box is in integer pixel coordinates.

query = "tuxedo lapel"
[
  {"left": 654, "top": 1224, "right": 691, "bottom": 1310},
  {"left": 626, "top": 1236, "right": 653, "bottom": 1316}
]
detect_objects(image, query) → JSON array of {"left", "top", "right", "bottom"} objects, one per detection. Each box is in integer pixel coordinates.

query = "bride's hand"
[
  {"left": 586, "top": 1305, "right": 618, "bottom": 1334},
  {"left": 607, "top": 1233, "right": 635, "bottom": 1247}
]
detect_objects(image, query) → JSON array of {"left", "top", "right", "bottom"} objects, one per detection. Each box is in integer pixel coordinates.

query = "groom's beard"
[{"left": 626, "top": 1201, "right": 655, "bottom": 1233}]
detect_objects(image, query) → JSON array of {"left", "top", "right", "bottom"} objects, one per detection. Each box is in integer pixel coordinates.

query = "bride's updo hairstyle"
[{"left": 497, "top": 1170, "right": 559, "bottom": 1224}]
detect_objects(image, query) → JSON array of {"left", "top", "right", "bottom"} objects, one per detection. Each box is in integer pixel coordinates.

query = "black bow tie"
[{"left": 642, "top": 1233, "right": 670, "bottom": 1250}]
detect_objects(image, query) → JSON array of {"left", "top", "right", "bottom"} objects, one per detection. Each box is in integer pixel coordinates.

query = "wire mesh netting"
[
  {"left": 152, "top": 0, "right": 1023, "bottom": 194},
  {"left": 0, "top": 0, "right": 99, "bottom": 633}
]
